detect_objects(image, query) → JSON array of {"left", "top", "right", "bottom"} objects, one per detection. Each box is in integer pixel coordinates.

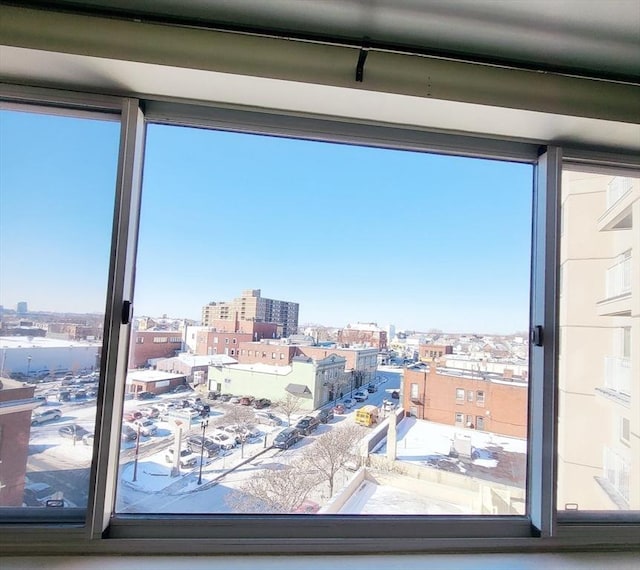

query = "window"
[
  {"left": 1, "top": 80, "right": 637, "bottom": 553},
  {"left": 620, "top": 417, "right": 630, "bottom": 445},
  {"left": 476, "top": 390, "right": 485, "bottom": 405},
  {"left": 0, "top": 106, "right": 119, "bottom": 512},
  {"left": 410, "top": 383, "right": 419, "bottom": 399},
  {"left": 213, "top": 336, "right": 218, "bottom": 344}
]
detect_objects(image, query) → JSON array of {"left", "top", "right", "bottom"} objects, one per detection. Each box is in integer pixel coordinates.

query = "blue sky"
[{"left": 1, "top": 112, "right": 533, "bottom": 334}]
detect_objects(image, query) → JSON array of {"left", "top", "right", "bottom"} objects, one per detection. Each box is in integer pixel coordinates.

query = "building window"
[
  {"left": 620, "top": 417, "right": 630, "bottom": 445},
  {"left": 455, "top": 412, "right": 464, "bottom": 425},
  {"left": 456, "top": 388, "right": 465, "bottom": 402},
  {"left": 153, "top": 337, "right": 168, "bottom": 343},
  {"left": 232, "top": 338, "right": 237, "bottom": 344},
  {"left": 410, "top": 383, "right": 419, "bottom": 399},
  {"left": 467, "top": 390, "right": 474, "bottom": 402},
  {"left": 272, "top": 352, "right": 276, "bottom": 359},
  {"left": 476, "top": 416, "right": 485, "bottom": 431},
  {"left": 225, "top": 338, "right": 229, "bottom": 344},
  {"left": 213, "top": 336, "right": 218, "bottom": 344},
  {"left": 476, "top": 390, "right": 485, "bottom": 405},
  {"left": 136, "top": 337, "right": 144, "bottom": 344},
  {"left": 280, "top": 353, "right": 285, "bottom": 360}
]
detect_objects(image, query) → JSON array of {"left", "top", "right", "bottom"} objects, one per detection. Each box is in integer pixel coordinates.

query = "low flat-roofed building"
[{"left": 126, "top": 370, "right": 187, "bottom": 395}]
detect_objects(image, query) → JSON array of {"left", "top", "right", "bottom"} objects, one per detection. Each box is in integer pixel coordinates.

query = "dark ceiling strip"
[{"left": 2, "top": 0, "right": 639, "bottom": 84}]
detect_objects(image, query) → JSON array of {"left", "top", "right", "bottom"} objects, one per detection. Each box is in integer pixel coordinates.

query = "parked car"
[
  {"left": 255, "top": 412, "right": 282, "bottom": 426},
  {"left": 121, "top": 425, "right": 138, "bottom": 442},
  {"left": 391, "top": 390, "right": 400, "bottom": 399},
  {"left": 353, "top": 391, "right": 368, "bottom": 402},
  {"left": 294, "top": 415, "right": 320, "bottom": 436},
  {"left": 239, "top": 395, "right": 255, "bottom": 406},
  {"left": 132, "top": 418, "right": 157, "bottom": 437},
  {"left": 209, "top": 431, "right": 236, "bottom": 450},
  {"left": 219, "top": 394, "right": 232, "bottom": 402},
  {"left": 333, "top": 404, "right": 345, "bottom": 415},
  {"left": 229, "top": 396, "right": 241, "bottom": 404},
  {"left": 252, "top": 398, "right": 271, "bottom": 409},
  {"left": 292, "top": 499, "right": 321, "bottom": 514},
  {"left": 382, "top": 399, "right": 396, "bottom": 412},
  {"left": 138, "top": 406, "right": 160, "bottom": 419},
  {"left": 135, "top": 391, "right": 155, "bottom": 400},
  {"left": 273, "top": 427, "right": 301, "bottom": 450},
  {"left": 31, "top": 408, "right": 62, "bottom": 425},
  {"left": 23, "top": 482, "right": 59, "bottom": 507},
  {"left": 58, "top": 424, "right": 91, "bottom": 440},
  {"left": 343, "top": 398, "right": 354, "bottom": 409},
  {"left": 315, "top": 408, "right": 334, "bottom": 424},
  {"left": 171, "top": 384, "right": 192, "bottom": 394},
  {"left": 164, "top": 447, "right": 198, "bottom": 468},
  {"left": 186, "top": 435, "right": 219, "bottom": 457},
  {"left": 123, "top": 410, "right": 143, "bottom": 422},
  {"left": 366, "top": 384, "right": 378, "bottom": 393}
]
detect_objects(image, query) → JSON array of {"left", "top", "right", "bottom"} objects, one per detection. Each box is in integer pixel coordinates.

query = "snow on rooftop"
[
  {"left": 338, "top": 479, "right": 471, "bottom": 515},
  {"left": 221, "top": 363, "right": 293, "bottom": 375},
  {"left": 127, "top": 370, "right": 185, "bottom": 382},
  {"left": 0, "top": 336, "right": 102, "bottom": 349}
]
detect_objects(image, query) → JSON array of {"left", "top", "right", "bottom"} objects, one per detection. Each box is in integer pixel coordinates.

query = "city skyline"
[{"left": 1, "top": 112, "right": 534, "bottom": 334}]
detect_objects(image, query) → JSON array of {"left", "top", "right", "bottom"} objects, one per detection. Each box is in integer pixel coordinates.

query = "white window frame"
[{"left": 0, "top": 83, "right": 638, "bottom": 555}]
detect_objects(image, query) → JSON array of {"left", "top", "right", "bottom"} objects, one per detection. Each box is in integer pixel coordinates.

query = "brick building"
[
  {"left": 0, "top": 377, "right": 37, "bottom": 506},
  {"left": 403, "top": 364, "right": 527, "bottom": 438},
  {"left": 193, "top": 319, "right": 279, "bottom": 358},
  {"left": 202, "top": 289, "right": 299, "bottom": 337},
  {"left": 236, "top": 342, "right": 378, "bottom": 385},
  {"left": 128, "top": 331, "right": 183, "bottom": 369},
  {"left": 337, "top": 322, "right": 388, "bottom": 350},
  {"left": 418, "top": 344, "right": 453, "bottom": 361}
]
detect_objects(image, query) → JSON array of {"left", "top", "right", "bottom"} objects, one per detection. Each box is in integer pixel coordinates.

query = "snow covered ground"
[{"left": 373, "top": 416, "right": 527, "bottom": 486}]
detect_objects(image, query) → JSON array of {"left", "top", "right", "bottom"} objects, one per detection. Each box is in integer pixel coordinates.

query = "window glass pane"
[
  {"left": 115, "top": 124, "right": 532, "bottom": 516},
  {"left": 558, "top": 167, "right": 639, "bottom": 512},
  {"left": 0, "top": 109, "right": 119, "bottom": 510}
]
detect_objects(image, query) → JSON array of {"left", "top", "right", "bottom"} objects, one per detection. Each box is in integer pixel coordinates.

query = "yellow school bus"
[{"left": 355, "top": 405, "right": 379, "bottom": 427}]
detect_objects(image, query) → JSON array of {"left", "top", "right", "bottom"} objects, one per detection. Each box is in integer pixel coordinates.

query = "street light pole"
[
  {"left": 27, "top": 355, "right": 32, "bottom": 377},
  {"left": 132, "top": 423, "right": 141, "bottom": 482},
  {"left": 197, "top": 419, "right": 208, "bottom": 485}
]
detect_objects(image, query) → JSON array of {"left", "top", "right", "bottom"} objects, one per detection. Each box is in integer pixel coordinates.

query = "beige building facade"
[
  {"left": 558, "top": 170, "right": 639, "bottom": 511},
  {"left": 207, "top": 353, "right": 346, "bottom": 411}
]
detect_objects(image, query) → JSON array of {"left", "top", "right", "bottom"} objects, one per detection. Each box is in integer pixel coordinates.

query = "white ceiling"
[{"left": 20, "top": 0, "right": 640, "bottom": 81}]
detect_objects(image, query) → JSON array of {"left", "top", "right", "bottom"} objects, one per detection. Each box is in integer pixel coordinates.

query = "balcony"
[
  {"left": 598, "top": 177, "right": 637, "bottom": 232},
  {"left": 597, "top": 254, "right": 632, "bottom": 316},
  {"left": 595, "top": 357, "right": 631, "bottom": 405}
]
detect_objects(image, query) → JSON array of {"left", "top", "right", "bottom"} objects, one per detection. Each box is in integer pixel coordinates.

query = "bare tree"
[
  {"left": 303, "top": 424, "right": 366, "bottom": 497},
  {"left": 228, "top": 459, "right": 320, "bottom": 513},
  {"left": 274, "top": 393, "right": 305, "bottom": 426},
  {"left": 216, "top": 403, "right": 256, "bottom": 457}
]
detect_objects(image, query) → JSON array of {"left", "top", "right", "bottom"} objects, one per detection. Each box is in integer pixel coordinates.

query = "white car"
[
  {"left": 353, "top": 391, "right": 368, "bottom": 402},
  {"left": 210, "top": 431, "right": 236, "bottom": 450},
  {"left": 132, "top": 418, "right": 157, "bottom": 437}
]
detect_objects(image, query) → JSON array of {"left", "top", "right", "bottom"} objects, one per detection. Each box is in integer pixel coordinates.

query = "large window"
[
  {"left": 0, "top": 108, "right": 119, "bottom": 511},
  {"left": 113, "top": 121, "right": 532, "bottom": 516},
  {"left": 0, "top": 89, "right": 638, "bottom": 553}
]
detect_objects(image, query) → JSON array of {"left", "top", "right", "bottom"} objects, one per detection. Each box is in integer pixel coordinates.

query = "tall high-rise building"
[
  {"left": 558, "top": 171, "right": 639, "bottom": 511},
  {"left": 202, "top": 289, "right": 299, "bottom": 338},
  {"left": 16, "top": 302, "right": 28, "bottom": 315}
]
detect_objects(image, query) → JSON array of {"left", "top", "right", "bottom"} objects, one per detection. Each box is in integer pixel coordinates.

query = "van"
[{"left": 355, "top": 405, "right": 379, "bottom": 427}]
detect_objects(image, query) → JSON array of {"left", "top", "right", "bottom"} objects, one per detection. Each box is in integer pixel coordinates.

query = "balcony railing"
[
  {"left": 604, "top": 356, "right": 632, "bottom": 396},
  {"left": 606, "top": 177, "right": 633, "bottom": 210},
  {"left": 605, "top": 254, "right": 632, "bottom": 299}
]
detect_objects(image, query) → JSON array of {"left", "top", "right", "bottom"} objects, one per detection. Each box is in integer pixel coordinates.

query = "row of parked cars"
[{"left": 273, "top": 408, "right": 335, "bottom": 450}]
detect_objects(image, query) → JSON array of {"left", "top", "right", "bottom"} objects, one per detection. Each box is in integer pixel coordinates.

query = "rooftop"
[{"left": 0, "top": 336, "right": 102, "bottom": 349}]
